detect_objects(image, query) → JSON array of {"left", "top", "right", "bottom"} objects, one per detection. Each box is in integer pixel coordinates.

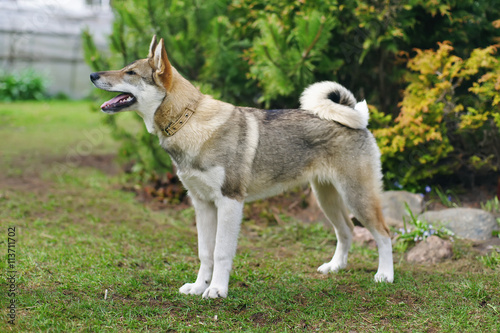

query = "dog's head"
[{"left": 90, "top": 35, "right": 173, "bottom": 114}]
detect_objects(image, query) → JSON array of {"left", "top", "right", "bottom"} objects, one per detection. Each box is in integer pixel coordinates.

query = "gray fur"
[{"left": 178, "top": 105, "right": 378, "bottom": 203}]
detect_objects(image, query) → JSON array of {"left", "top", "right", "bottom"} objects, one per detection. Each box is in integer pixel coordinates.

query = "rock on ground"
[
  {"left": 405, "top": 235, "right": 453, "bottom": 264},
  {"left": 381, "top": 191, "right": 424, "bottom": 228},
  {"left": 352, "top": 226, "right": 376, "bottom": 248},
  {"left": 420, "top": 208, "right": 499, "bottom": 241}
]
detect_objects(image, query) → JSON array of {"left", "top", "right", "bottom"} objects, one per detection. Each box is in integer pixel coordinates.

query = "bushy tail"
[{"left": 299, "top": 81, "right": 369, "bottom": 129}]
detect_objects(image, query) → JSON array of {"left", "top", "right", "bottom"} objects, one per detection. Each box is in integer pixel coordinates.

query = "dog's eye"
[{"left": 126, "top": 70, "right": 136, "bottom": 75}]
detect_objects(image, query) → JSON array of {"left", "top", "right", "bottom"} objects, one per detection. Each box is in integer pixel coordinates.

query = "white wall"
[{"left": 0, "top": 0, "right": 113, "bottom": 98}]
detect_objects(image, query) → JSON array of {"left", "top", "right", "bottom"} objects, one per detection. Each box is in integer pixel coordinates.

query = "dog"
[{"left": 90, "top": 35, "right": 394, "bottom": 299}]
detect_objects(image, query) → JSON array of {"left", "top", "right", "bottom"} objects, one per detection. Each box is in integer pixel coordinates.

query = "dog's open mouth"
[{"left": 101, "top": 93, "right": 137, "bottom": 112}]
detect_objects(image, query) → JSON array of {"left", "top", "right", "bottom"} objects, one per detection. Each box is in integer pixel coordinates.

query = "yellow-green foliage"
[{"left": 374, "top": 40, "right": 500, "bottom": 190}]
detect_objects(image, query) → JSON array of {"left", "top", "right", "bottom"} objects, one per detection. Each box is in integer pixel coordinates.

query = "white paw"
[
  {"left": 317, "top": 261, "right": 347, "bottom": 274},
  {"left": 179, "top": 282, "right": 208, "bottom": 295},
  {"left": 374, "top": 271, "right": 394, "bottom": 283},
  {"left": 202, "top": 286, "right": 228, "bottom": 299}
]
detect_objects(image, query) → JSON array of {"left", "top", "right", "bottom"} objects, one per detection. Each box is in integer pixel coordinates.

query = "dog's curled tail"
[{"left": 299, "top": 81, "right": 369, "bottom": 129}]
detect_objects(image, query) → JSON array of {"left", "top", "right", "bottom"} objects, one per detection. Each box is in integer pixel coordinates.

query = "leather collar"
[{"left": 161, "top": 98, "right": 201, "bottom": 137}]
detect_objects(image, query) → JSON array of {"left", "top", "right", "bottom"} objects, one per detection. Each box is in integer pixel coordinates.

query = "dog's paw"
[
  {"left": 374, "top": 271, "right": 394, "bottom": 283},
  {"left": 202, "top": 286, "right": 228, "bottom": 299},
  {"left": 179, "top": 282, "right": 208, "bottom": 295},
  {"left": 317, "top": 261, "right": 346, "bottom": 274}
]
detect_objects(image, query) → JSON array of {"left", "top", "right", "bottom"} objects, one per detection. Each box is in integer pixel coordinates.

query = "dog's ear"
[
  {"left": 148, "top": 35, "right": 158, "bottom": 59},
  {"left": 152, "top": 38, "right": 173, "bottom": 91}
]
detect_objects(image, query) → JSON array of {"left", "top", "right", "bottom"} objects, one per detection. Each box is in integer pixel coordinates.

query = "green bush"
[
  {"left": 0, "top": 69, "right": 47, "bottom": 101},
  {"left": 374, "top": 42, "right": 500, "bottom": 191},
  {"left": 83, "top": 0, "right": 500, "bottom": 187}
]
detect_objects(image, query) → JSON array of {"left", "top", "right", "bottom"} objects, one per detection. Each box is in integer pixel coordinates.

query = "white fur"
[
  {"left": 242, "top": 113, "right": 260, "bottom": 175},
  {"left": 179, "top": 194, "right": 244, "bottom": 299},
  {"left": 178, "top": 166, "right": 226, "bottom": 202},
  {"left": 202, "top": 197, "right": 244, "bottom": 299},
  {"left": 176, "top": 165, "right": 237, "bottom": 298},
  {"left": 354, "top": 99, "right": 368, "bottom": 115},
  {"left": 300, "top": 81, "right": 369, "bottom": 129},
  {"left": 179, "top": 198, "right": 217, "bottom": 295},
  {"left": 370, "top": 230, "right": 394, "bottom": 282},
  {"left": 110, "top": 81, "right": 164, "bottom": 134},
  {"left": 135, "top": 86, "right": 165, "bottom": 134},
  {"left": 177, "top": 167, "right": 245, "bottom": 298},
  {"left": 153, "top": 43, "right": 163, "bottom": 71}
]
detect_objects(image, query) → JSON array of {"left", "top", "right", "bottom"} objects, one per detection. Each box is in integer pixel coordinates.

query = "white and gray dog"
[{"left": 90, "top": 35, "right": 394, "bottom": 299}]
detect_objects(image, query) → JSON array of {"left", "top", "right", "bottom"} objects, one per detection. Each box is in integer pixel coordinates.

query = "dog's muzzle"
[{"left": 90, "top": 72, "right": 100, "bottom": 83}]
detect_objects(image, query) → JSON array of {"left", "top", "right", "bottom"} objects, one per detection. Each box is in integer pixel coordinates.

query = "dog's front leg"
[
  {"left": 179, "top": 197, "right": 217, "bottom": 295},
  {"left": 202, "top": 197, "right": 243, "bottom": 299}
]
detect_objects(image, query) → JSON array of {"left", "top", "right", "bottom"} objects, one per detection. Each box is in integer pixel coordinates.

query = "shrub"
[
  {"left": 374, "top": 41, "right": 500, "bottom": 191},
  {"left": 0, "top": 69, "right": 47, "bottom": 101}
]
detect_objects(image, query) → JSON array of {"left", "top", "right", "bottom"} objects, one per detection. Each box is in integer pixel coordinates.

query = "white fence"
[{"left": 0, "top": 0, "right": 112, "bottom": 98}]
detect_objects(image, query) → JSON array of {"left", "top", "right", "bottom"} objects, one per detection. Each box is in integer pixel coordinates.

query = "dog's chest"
[{"left": 177, "top": 166, "right": 226, "bottom": 202}]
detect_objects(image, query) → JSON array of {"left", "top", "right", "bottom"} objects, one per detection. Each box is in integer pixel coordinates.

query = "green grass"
[{"left": 1, "top": 101, "right": 500, "bottom": 332}]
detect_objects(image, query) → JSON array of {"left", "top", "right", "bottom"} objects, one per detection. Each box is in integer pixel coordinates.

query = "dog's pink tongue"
[{"left": 101, "top": 94, "right": 129, "bottom": 109}]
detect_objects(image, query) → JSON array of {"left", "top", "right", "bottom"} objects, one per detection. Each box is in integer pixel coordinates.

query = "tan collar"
[{"left": 159, "top": 98, "right": 201, "bottom": 137}]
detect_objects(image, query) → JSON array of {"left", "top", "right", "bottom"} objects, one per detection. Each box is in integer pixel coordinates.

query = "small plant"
[
  {"left": 394, "top": 203, "right": 454, "bottom": 246},
  {"left": 479, "top": 250, "right": 500, "bottom": 269},
  {"left": 434, "top": 187, "right": 461, "bottom": 208},
  {"left": 492, "top": 229, "right": 499, "bottom": 238},
  {"left": 493, "top": 218, "right": 500, "bottom": 238},
  {"left": 0, "top": 69, "right": 47, "bottom": 101},
  {"left": 481, "top": 196, "right": 500, "bottom": 214}
]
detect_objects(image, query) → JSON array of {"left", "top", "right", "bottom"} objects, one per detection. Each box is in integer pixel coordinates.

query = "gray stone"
[
  {"left": 381, "top": 191, "right": 424, "bottom": 228},
  {"left": 420, "top": 208, "right": 499, "bottom": 241},
  {"left": 405, "top": 235, "right": 453, "bottom": 264}
]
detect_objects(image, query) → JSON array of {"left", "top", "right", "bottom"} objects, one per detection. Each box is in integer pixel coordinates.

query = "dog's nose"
[{"left": 90, "top": 72, "right": 100, "bottom": 82}]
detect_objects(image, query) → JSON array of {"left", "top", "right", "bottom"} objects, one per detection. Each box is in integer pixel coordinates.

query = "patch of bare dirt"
[
  {"left": 249, "top": 312, "right": 270, "bottom": 327},
  {"left": 1, "top": 152, "right": 118, "bottom": 178},
  {"left": 46, "top": 153, "right": 120, "bottom": 176},
  {"left": 76, "top": 153, "right": 120, "bottom": 175},
  {"left": 0, "top": 176, "right": 53, "bottom": 193},
  {"left": 0, "top": 153, "right": 120, "bottom": 194}
]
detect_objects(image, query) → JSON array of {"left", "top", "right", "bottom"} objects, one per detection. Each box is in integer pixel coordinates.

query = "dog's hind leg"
[
  {"left": 179, "top": 197, "right": 217, "bottom": 295},
  {"left": 337, "top": 177, "right": 394, "bottom": 283},
  {"left": 311, "top": 180, "right": 354, "bottom": 274}
]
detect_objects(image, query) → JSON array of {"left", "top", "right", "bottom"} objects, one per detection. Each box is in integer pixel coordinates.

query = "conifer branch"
[{"left": 291, "top": 23, "right": 324, "bottom": 74}]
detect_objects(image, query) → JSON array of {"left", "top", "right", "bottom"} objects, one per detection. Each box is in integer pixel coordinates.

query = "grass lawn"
[{"left": 1, "top": 101, "right": 499, "bottom": 332}]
